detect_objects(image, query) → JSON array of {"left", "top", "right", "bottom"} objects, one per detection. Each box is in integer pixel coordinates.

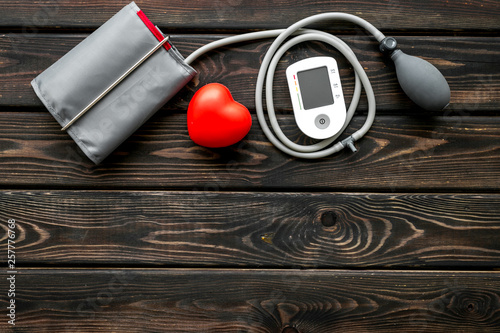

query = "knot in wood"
[{"left": 320, "top": 210, "right": 337, "bottom": 227}]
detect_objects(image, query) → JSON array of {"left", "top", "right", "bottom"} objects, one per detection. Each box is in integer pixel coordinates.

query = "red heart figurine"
[{"left": 188, "top": 83, "right": 252, "bottom": 148}]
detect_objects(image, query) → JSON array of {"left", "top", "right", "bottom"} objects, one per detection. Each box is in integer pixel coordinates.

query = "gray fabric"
[{"left": 31, "top": 2, "right": 196, "bottom": 163}]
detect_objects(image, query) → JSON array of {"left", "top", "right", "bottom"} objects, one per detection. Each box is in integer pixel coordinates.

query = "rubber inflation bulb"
[{"left": 391, "top": 49, "right": 450, "bottom": 111}]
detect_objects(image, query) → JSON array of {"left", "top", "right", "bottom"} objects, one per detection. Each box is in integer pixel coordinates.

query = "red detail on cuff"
[{"left": 137, "top": 10, "right": 171, "bottom": 51}]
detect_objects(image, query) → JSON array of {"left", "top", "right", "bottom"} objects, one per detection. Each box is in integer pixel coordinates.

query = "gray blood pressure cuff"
[{"left": 31, "top": 2, "right": 196, "bottom": 164}]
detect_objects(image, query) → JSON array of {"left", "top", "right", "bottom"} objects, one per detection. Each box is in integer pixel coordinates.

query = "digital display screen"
[{"left": 297, "top": 66, "right": 334, "bottom": 110}]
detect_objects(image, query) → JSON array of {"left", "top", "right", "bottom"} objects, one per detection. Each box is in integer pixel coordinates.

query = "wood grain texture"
[
  {"left": 0, "top": 0, "right": 498, "bottom": 31},
  {"left": 1, "top": 190, "right": 499, "bottom": 268},
  {"left": 0, "top": 0, "right": 498, "bottom": 332},
  {"left": 1, "top": 34, "right": 498, "bottom": 112},
  {"left": 0, "top": 113, "right": 498, "bottom": 190},
  {"left": 1, "top": 269, "right": 499, "bottom": 332}
]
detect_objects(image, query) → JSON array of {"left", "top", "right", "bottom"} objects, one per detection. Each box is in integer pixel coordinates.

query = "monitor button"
[{"left": 315, "top": 114, "right": 330, "bottom": 129}]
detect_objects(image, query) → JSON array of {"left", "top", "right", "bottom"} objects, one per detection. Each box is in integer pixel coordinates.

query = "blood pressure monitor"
[
  {"left": 286, "top": 56, "right": 346, "bottom": 139},
  {"left": 184, "top": 13, "right": 450, "bottom": 158}
]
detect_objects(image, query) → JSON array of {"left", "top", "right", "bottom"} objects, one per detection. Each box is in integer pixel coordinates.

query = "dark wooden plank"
[
  {"left": 0, "top": 113, "right": 498, "bottom": 191},
  {"left": 0, "top": 0, "right": 498, "bottom": 31},
  {"left": 1, "top": 190, "right": 499, "bottom": 268},
  {"left": 1, "top": 269, "right": 499, "bottom": 332},
  {"left": 1, "top": 34, "right": 499, "bottom": 112}
]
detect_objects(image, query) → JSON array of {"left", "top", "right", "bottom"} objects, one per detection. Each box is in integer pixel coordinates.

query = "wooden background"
[{"left": 0, "top": 0, "right": 499, "bottom": 332}]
